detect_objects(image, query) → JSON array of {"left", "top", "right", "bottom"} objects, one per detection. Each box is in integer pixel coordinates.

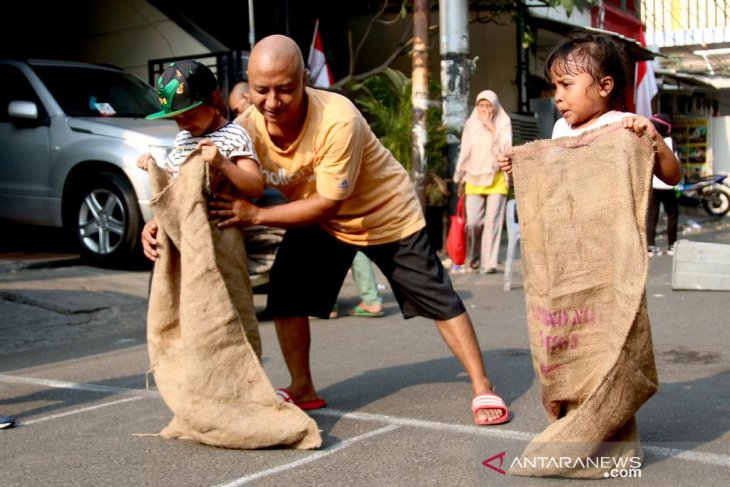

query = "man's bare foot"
[
  {"left": 475, "top": 403, "right": 505, "bottom": 422},
  {"left": 278, "top": 384, "right": 320, "bottom": 404}
]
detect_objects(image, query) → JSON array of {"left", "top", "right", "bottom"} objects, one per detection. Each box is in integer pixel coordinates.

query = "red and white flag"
[
  {"left": 635, "top": 28, "right": 658, "bottom": 117},
  {"left": 307, "top": 19, "right": 334, "bottom": 88}
]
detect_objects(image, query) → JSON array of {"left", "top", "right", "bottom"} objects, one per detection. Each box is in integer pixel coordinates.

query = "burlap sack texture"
[
  {"left": 507, "top": 123, "right": 658, "bottom": 478},
  {"left": 145, "top": 151, "right": 321, "bottom": 449}
]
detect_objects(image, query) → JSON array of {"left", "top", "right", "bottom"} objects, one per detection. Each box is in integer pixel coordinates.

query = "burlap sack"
[
  {"left": 507, "top": 123, "right": 658, "bottom": 478},
  {"left": 145, "top": 151, "right": 321, "bottom": 449}
]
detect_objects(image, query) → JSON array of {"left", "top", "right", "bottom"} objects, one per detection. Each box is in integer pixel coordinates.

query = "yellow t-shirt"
[{"left": 238, "top": 88, "right": 424, "bottom": 246}]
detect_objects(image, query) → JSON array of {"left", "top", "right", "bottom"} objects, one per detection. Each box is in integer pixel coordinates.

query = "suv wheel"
[{"left": 68, "top": 172, "right": 143, "bottom": 266}]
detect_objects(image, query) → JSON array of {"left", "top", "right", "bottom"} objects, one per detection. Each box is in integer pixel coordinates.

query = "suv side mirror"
[
  {"left": 9, "top": 100, "right": 39, "bottom": 120},
  {"left": 8, "top": 100, "right": 49, "bottom": 127}
]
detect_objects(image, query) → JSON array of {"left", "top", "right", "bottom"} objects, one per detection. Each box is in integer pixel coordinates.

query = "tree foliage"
[{"left": 347, "top": 68, "right": 449, "bottom": 205}]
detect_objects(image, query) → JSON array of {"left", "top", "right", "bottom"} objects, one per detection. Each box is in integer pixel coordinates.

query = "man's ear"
[
  {"left": 599, "top": 76, "right": 614, "bottom": 98},
  {"left": 303, "top": 68, "right": 310, "bottom": 87}
]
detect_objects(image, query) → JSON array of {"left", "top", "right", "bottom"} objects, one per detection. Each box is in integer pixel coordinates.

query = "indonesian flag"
[
  {"left": 635, "top": 28, "right": 658, "bottom": 117},
  {"left": 307, "top": 19, "right": 334, "bottom": 88}
]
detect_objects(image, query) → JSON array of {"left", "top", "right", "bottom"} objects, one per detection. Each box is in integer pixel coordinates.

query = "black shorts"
[{"left": 267, "top": 225, "right": 466, "bottom": 320}]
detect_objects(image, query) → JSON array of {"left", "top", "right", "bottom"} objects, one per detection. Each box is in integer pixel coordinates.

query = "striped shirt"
[{"left": 164, "top": 122, "right": 259, "bottom": 177}]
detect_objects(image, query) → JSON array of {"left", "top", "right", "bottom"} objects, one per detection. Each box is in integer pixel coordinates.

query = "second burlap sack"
[{"left": 507, "top": 122, "right": 658, "bottom": 478}]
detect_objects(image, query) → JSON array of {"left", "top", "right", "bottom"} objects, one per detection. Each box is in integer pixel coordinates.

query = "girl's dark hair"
[{"left": 544, "top": 32, "right": 631, "bottom": 111}]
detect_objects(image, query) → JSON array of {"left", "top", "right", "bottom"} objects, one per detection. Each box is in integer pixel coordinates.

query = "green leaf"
[{"left": 347, "top": 67, "right": 450, "bottom": 200}]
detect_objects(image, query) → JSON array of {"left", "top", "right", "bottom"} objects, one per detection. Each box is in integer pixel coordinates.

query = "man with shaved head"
[{"left": 142, "top": 34, "right": 509, "bottom": 425}]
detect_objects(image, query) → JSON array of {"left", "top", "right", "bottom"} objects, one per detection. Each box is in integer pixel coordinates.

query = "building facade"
[{"left": 642, "top": 0, "right": 730, "bottom": 176}]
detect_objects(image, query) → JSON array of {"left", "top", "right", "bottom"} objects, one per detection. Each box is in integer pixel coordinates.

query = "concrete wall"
[
  {"left": 711, "top": 116, "right": 730, "bottom": 175},
  {"left": 467, "top": 22, "right": 518, "bottom": 113},
  {"left": 75, "top": 0, "right": 210, "bottom": 80},
  {"left": 2, "top": 0, "right": 209, "bottom": 82}
]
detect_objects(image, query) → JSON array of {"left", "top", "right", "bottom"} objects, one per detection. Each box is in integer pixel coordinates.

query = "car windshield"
[{"left": 32, "top": 65, "right": 161, "bottom": 118}]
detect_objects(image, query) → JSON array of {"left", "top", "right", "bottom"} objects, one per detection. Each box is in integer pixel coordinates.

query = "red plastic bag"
[{"left": 446, "top": 195, "right": 466, "bottom": 265}]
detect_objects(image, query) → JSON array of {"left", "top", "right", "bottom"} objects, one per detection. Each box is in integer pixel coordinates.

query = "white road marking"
[
  {"left": 213, "top": 424, "right": 401, "bottom": 487},
  {"left": 22, "top": 396, "right": 146, "bottom": 425},
  {"left": 311, "top": 407, "right": 534, "bottom": 441},
  {"left": 310, "top": 409, "right": 730, "bottom": 467},
  {"left": 2, "top": 374, "right": 727, "bottom": 468},
  {"left": 0, "top": 373, "right": 157, "bottom": 396},
  {"left": 644, "top": 445, "right": 729, "bottom": 467}
]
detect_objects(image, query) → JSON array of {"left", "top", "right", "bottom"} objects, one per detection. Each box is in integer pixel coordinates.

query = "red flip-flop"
[
  {"left": 471, "top": 393, "right": 510, "bottom": 425},
  {"left": 276, "top": 388, "right": 327, "bottom": 411}
]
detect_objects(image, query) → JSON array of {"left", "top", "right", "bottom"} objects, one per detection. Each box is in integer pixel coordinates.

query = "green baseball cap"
[{"left": 146, "top": 60, "right": 218, "bottom": 120}]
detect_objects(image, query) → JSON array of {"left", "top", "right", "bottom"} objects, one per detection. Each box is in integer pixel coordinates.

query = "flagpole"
[{"left": 634, "top": 61, "right": 639, "bottom": 113}]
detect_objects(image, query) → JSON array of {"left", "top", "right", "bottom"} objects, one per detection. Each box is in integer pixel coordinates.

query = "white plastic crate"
[{"left": 671, "top": 239, "right": 730, "bottom": 291}]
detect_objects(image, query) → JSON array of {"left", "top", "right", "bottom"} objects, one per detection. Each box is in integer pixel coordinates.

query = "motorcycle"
[{"left": 675, "top": 174, "right": 730, "bottom": 216}]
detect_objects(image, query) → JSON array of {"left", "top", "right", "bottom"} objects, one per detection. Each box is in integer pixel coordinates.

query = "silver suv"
[{"left": 0, "top": 59, "right": 178, "bottom": 266}]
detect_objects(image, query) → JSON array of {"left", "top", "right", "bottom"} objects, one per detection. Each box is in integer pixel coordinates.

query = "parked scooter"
[{"left": 675, "top": 174, "right": 730, "bottom": 216}]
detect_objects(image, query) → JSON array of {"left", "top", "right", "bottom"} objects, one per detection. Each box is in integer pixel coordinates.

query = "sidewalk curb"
[{"left": 0, "top": 256, "right": 82, "bottom": 273}]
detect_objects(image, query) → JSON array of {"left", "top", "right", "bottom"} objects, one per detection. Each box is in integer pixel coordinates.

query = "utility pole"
[
  {"left": 439, "top": 0, "right": 470, "bottom": 209},
  {"left": 247, "top": 0, "right": 256, "bottom": 48},
  {"left": 411, "top": 0, "right": 429, "bottom": 209}
]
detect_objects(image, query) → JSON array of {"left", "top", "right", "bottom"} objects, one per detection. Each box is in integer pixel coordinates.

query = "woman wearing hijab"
[{"left": 453, "top": 90, "right": 513, "bottom": 274}]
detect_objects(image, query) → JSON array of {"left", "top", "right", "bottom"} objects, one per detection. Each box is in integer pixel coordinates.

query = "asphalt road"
[{"left": 1, "top": 214, "right": 729, "bottom": 486}]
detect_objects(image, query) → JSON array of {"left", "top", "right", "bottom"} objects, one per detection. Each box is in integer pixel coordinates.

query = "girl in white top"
[
  {"left": 495, "top": 31, "right": 683, "bottom": 459},
  {"left": 499, "top": 32, "right": 680, "bottom": 188}
]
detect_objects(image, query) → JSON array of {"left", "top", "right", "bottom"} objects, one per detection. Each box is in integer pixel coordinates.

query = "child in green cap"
[{"left": 138, "top": 60, "right": 263, "bottom": 199}]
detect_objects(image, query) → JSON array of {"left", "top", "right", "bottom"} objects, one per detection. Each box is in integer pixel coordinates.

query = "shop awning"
[
  {"left": 528, "top": 14, "right": 658, "bottom": 62},
  {"left": 657, "top": 70, "right": 730, "bottom": 91}
]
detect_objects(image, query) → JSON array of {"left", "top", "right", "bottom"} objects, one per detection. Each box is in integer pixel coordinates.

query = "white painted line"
[
  {"left": 311, "top": 407, "right": 534, "bottom": 441},
  {"left": 2, "top": 374, "right": 727, "bottom": 468},
  {"left": 213, "top": 424, "right": 400, "bottom": 487},
  {"left": 310, "top": 409, "right": 730, "bottom": 467},
  {"left": 0, "top": 373, "right": 158, "bottom": 396},
  {"left": 22, "top": 396, "right": 146, "bottom": 425},
  {"left": 644, "top": 446, "right": 730, "bottom": 468}
]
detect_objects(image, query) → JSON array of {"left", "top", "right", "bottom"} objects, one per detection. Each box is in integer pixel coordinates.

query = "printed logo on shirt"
[
  {"left": 262, "top": 166, "right": 315, "bottom": 188},
  {"left": 337, "top": 179, "right": 349, "bottom": 190}
]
